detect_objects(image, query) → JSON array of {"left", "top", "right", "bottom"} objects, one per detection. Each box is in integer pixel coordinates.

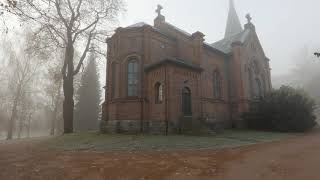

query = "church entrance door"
[{"left": 182, "top": 87, "right": 192, "bottom": 116}]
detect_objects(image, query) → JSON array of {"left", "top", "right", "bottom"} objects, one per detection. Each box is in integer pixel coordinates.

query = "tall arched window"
[
  {"left": 182, "top": 87, "right": 192, "bottom": 116},
  {"left": 255, "top": 78, "right": 263, "bottom": 98},
  {"left": 248, "top": 68, "right": 254, "bottom": 98},
  {"left": 127, "top": 58, "right": 139, "bottom": 97},
  {"left": 253, "top": 60, "right": 260, "bottom": 74},
  {"left": 213, "top": 71, "right": 222, "bottom": 99},
  {"left": 262, "top": 76, "right": 267, "bottom": 93},
  {"left": 111, "top": 63, "right": 116, "bottom": 98},
  {"left": 155, "top": 82, "right": 163, "bottom": 104}
]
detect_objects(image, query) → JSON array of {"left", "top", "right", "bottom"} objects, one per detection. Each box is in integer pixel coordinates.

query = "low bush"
[
  {"left": 242, "top": 86, "right": 317, "bottom": 132},
  {"left": 177, "top": 117, "right": 215, "bottom": 135}
]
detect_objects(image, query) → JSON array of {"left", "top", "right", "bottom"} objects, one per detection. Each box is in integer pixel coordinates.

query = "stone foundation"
[
  {"left": 102, "top": 120, "right": 168, "bottom": 134},
  {"left": 101, "top": 119, "right": 232, "bottom": 134}
]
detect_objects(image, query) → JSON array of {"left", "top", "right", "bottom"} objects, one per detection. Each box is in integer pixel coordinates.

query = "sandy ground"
[{"left": 1, "top": 133, "right": 320, "bottom": 180}]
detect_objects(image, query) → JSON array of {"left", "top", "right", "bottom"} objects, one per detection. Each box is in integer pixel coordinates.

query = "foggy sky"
[{"left": 119, "top": 0, "right": 320, "bottom": 77}]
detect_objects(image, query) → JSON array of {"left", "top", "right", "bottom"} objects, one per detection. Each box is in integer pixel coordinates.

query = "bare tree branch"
[{"left": 7, "top": 0, "right": 124, "bottom": 134}]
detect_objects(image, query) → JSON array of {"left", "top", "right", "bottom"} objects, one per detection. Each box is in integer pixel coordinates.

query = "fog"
[
  {"left": 1, "top": 0, "right": 320, "bottom": 139},
  {"left": 120, "top": 0, "right": 320, "bottom": 77},
  {"left": 1, "top": 1, "right": 320, "bottom": 179}
]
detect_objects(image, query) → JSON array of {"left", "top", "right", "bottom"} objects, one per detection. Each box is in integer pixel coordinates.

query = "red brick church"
[{"left": 102, "top": 0, "right": 272, "bottom": 133}]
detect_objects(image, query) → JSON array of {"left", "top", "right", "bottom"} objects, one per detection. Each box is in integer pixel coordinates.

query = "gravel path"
[{"left": 1, "top": 133, "right": 320, "bottom": 180}]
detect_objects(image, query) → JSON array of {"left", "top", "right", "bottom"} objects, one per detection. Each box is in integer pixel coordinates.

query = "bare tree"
[
  {"left": 17, "top": 92, "right": 35, "bottom": 138},
  {"left": 0, "top": 0, "right": 17, "bottom": 15},
  {"left": 8, "top": 0, "right": 124, "bottom": 133},
  {"left": 44, "top": 59, "right": 63, "bottom": 136},
  {"left": 3, "top": 31, "right": 46, "bottom": 140},
  {"left": 0, "top": 0, "right": 17, "bottom": 34}
]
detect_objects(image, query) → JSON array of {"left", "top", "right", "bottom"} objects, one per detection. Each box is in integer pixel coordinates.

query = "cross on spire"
[
  {"left": 246, "top": 13, "right": 252, "bottom": 23},
  {"left": 156, "top": 5, "right": 163, "bottom": 17}
]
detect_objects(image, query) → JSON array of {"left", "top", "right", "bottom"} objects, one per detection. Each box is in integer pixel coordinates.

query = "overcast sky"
[{"left": 118, "top": 0, "right": 320, "bottom": 77}]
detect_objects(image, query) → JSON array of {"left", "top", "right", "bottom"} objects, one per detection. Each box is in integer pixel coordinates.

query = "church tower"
[{"left": 225, "top": 0, "right": 243, "bottom": 38}]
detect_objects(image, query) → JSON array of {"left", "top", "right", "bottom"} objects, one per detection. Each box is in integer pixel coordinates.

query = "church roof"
[
  {"left": 162, "top": 21, "right": 192, "bottom": 37},
  {"left": 211, "top": 29, "right": 250, "bottom": 54},
  {"left": 126, "top": 22, "right": 149, "bottom": 28},
  {"left": 123, "top": 1, "right": 251, "bottom": 56},
  {"left": 225, "top": 0, "right": 243, "bottom": 38},
  {"left": 145, "top": 58, "right": 203, "bottom": 72},
  {"left": 123, "top": 21, "right": 245, "bottom": 55}
]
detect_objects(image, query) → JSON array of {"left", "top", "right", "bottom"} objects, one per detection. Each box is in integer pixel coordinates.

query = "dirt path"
[{"left": 1, "top": 133, "right": 320, "bottom": 180}]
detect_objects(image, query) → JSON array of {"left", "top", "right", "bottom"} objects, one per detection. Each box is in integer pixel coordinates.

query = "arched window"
[
  {"left": 255, "top": 78, "right": 263, "bottom": 98},
  {"left": 213, "top": 71, "right": 222, "bottom": 99},
  {"left": 127, "top": 58, "right": 139, "bottom": 97},
  {"left": 248, "top": 68, "right": 254, "bottom": 98},
  {"left": 182, "top": 87, "right": 192, "bottom": 116},
  {"left": 111, "top": 63, "right": 116, "bottom": 98},
  {"left": 253, "top": 60, "right": 260, "bottom": 74},
  {"left": 262, "top": 75, "right": 267, "bottom": 93},
  {"left": 155, "top": 82, "right": 163, "bottom": 104}
]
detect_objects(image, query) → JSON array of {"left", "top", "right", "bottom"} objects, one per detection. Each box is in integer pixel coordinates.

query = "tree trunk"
[
  {"left": 7, "top": 83, "right": 22, "bottom": 140},
  {"left": 63, "top": 73, "right": 74, "bottom": 133},
  {"left": 18, "top": 107, "right": 25, "bottom": 139},
  {"left": 27, "top": 113, "right": 31, "bottom": 138},
  {"left": 7, "top": 98, "right": 17, "bottom": 140},
  {"left": 50, "top": 111, "right": 56, "bottom": 136},
  {"left": 63, "top": 41, "right": 75, "bottom": 134},
  {"left": 51, "top": 81, "right": 62, "bottom": 136},
  {"left": 18, "top": 115, "right": 23, "bottom": 139}
]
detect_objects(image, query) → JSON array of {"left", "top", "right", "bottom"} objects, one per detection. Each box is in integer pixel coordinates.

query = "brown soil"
[{"left": 1, "top": 132, "right": 320, "bottom": 180}]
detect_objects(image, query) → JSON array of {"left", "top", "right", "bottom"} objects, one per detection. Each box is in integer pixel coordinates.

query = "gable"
[
  {"left": 241, "top": 29, "right": 271, "bottom": 80},
  {"left": 243, "top": 30, "right": 266, "bottom": 59}
]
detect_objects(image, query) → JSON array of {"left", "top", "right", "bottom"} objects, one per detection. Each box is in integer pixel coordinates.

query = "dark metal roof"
[
  {"left": 123, "top": 21, "right": 250, "bottom": 56},
  {"left": 211, "top": 29, "right": 250, "bottom": 54}
]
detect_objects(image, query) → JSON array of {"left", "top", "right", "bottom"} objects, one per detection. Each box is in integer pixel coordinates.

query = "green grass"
[{"left": 47, "top": 130, "right": 295, "bottom": 152}]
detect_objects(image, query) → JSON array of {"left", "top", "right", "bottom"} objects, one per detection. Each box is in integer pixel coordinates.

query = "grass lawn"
[{"left": 48, "top": 130, "right": 295, "bottom": 152}]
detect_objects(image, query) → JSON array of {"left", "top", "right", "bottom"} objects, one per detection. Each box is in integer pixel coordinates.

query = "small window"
[
  {"left": 155, "top": 82, "right": 163, "bottom": 104},
  {"left": 213, "top": 71, "right": 222, "bottom": 99},
  {"left": 127, "top": 58, "right": 139, "bottom": 97}
]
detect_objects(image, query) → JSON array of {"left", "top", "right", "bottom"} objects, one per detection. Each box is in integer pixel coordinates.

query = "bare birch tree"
[{"left": 3, "top": 30, "right": 46, "bottom": 140}]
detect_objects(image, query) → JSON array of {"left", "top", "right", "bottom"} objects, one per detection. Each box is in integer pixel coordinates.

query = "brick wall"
[{"left": 103, "top": 20, "right": 271, "bottom": 133}]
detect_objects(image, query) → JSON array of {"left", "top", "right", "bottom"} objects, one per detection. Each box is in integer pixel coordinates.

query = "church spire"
[{"left": 225, "top": 0, "right": 243, "bottom": 38}]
